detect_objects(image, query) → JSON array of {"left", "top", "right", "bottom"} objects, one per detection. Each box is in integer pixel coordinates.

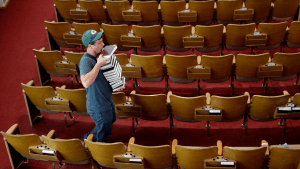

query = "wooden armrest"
[
  {"left": 232, "top": 56, "right": 236, "bottom": 64},
  {"left": 223, "top": 26, "right": 226, "bottom": 34},
  {"left": 60, "top": 85, "right": 66, "bottom": 89},
  {"left": 244, "top": 92, "right": 251, "bottom": 104},
  {"left": 127, "top": 137, "right": 135, "bottom": 152},
  {"left": 172, "top": 139, "right": 178, "bottom": 155},
  {"left": 206, "top": 92, "right": 211, "bottom": 105},
  {"left": 191, "top": 26, "right": 195, "bottom": 34},
  {"left": 26, "top": 80, "right": 34, "bottom": 86},
  {"left": 71, "top": 28, "right": 75, "bottom": 32},
  {"left": 283, "top": 90, "right": 290, "bottom": 96},
  {"left": 197, "top": 56, "right": 201, "bottom": 64},
  {"left": 39, "top": 47, "right": 46, "bottom": 51},
  {"left": 167, "top": 91, "right": 172, "bottom": 104},
  {"left": 268, "top": 57, "right": 272, "bottom": 63},
  {"left": 261, "top": 140, "right": 269, "bottom": 156},
  {"left": 217, "top": 140, "right": 222, "bottom": 156},
  {"left": 87, "top": 134, "right": 94, "bottom": 141},
  {"left": 46, "top": 130, "right": 55, "bottom": 138},
  {"left": 130, "top": 90, "right": 136, "bottom": 95},
  {"left": 163, "top": 55, "right": 166, "bottom": 65},
  {"left": 6, "top": 124, "right": 19, "bottom": 134}
]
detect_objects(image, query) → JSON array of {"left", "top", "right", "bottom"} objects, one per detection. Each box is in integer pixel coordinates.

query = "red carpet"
[{"left": 0, "top": 1, "right": 299, "bottom": 169}]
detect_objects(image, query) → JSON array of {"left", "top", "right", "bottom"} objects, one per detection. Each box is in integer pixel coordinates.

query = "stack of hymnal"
[{"left": 100, "top": 45, "right": 125, "bottom": 92}]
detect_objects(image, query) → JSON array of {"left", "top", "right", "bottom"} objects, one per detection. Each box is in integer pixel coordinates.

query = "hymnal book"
[
  {"left": 100, "top": 45, "right": 125, "bottom": 92},
  {"left": 102, "top": 45, "right": 118, "bottom": 59}
]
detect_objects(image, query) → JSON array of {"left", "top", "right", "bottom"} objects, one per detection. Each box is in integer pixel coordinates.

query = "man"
[{"left": 79, "top": 29, "right": 117, "bottom": 142}]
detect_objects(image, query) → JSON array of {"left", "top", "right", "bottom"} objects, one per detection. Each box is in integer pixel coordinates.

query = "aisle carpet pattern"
[{"left": 0, "top": 1, "right": 300, "bottom": 169}]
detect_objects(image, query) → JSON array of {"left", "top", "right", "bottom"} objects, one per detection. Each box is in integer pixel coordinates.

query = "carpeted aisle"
[{"left": 0, "top": 0, "right": 299, "bottom": 169}]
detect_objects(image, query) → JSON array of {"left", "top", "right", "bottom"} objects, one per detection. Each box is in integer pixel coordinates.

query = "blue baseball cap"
[{"left": 82, "top": 30, "right": 103, "bottom": 47}]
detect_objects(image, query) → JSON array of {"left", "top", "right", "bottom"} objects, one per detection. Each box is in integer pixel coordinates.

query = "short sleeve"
[{"left": 79, "top": 57, "right": 94, "bottom": 77}]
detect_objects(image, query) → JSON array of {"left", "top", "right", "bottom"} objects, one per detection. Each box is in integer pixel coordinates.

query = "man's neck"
[{"left": 86, "top": 48, "right": 97, "bottom": 58}]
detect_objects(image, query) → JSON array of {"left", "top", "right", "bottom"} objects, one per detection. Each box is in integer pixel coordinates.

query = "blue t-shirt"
[{"left": 79, "top": 53, "right": 113, "bottom": 111}]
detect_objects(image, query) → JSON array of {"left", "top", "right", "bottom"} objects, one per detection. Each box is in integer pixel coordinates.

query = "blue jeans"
[{"left": 83, "top": 103, "right": 116, "bottom": 142}]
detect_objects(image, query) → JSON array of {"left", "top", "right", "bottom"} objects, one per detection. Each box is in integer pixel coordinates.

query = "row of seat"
[
  {"left": 53, "top": 0, "right": 300, "bottom": 27},
  {"left": 33, "top": 46, "right": 300, "bottom": 96},
  {"left": 21, "top": 79, "right": 300, "bottom": 137},
  {"left": 45, "top": 21, "right": 300, "bottom": 56},
  {"left": 2, "top": 124, "right": 300, "bottom": 169}
]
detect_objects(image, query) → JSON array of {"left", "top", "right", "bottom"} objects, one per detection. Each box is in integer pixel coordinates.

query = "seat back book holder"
[
  {"left": 205, "top": 156, "right": 236, "bottom": 169},
  {"left": 70, "top": 9, "right": 90, "bottom": 20},
  {"left": 45, "top": 97, "right": 72, "bottom": 112},
  {"left": 29, "top": 144, "right": 63, "bottom": 162},
  {"left": 233, "top": 8, "right": 254, "bottom": 20},
  {"left": 122, "top": 10, "right": 142, "bottom": 21},
  {"left": 113, "top": 154, "right": 145, "bottom": 169},
  {"left": 195, "top": 107, "right": 222, "bottom": 121},
  {"left": 178, "top": 10, "right": 197, "bottom": 22},
  {"left": 121, "top": 64, "right": 143, "bottom": 78},
  {"left": 116, "top": 103, "right": 143, "bottom": 118},
  {"left": 245, "top": 32, "right": 267, "bottom": 46},
  {"left": 120, "top": 35, "right": 142, "bottom": 48},
  {"left": 63, "top": 33, "right": 83, "bottom": 45},
  {"left": 183, "top": 35, "right": 204, "bottom": 48},
  {"left": 257, "top": 63, "right": 283, "bottom": 78},
  {"left": 187, "top": 66, "right": 211, "bottom": 79}
]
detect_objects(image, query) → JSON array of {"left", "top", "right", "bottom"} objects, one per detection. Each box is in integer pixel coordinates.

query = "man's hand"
[
  {"left": 117, "top": 87, "right": 125, "bottom": 91},
  {"left": 97, "top": 54, "right": 110, "bottom": 66},
  {"left": 100, "top": 49, "right": 109, "bottom": 56}
]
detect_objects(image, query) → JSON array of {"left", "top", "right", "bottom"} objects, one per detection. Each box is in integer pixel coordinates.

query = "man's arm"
[{"left": 81, "top": 55, "right": 109, "bottom": 88}]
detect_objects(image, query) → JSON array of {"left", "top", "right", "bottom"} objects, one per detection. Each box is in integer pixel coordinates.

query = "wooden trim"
[{"left": 0, "top": 0, "right": 11, "bottom": 9}]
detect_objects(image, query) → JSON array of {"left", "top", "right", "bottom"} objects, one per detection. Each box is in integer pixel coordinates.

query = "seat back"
[
  {"left": 160, "top": 1, "right": 186, "bottom": 22},
  {"left": 64, "top": 51, "right": 84, "bottom": 67},
  {"left": 189, "top": 1, "right": 214, "bottom": 22},
  {"left": 1, "top": 132, "right": 43, "bottom": 157},
  {"left": 163, "top": 25, "right": 192, "bottom": 48},
  {"left": 112, "top": 92, "right": 127, "bottom": 105},
  {"left": 273, "top": 53, "right": 300, "bottom": 77},
  {"left": 56, "top": 88, "right": 87, "bottom": 113},
  {"left": 201, "top": 54, "right": 233, "bottom": 80},
  {"left": 33, "top": 49, "right": 64, "bottom": 73},
  {"left": 72, "top": 23, "right": 101, "bottom": 35},
  {"left": 257, "top": 22, "right": 288, "bottom": 46},
  {"left": 132, "top": 1, "right": 159, "bottom": 22},
  {"left": 42, "top": 136, "right": 90, "bottom": 162},
  {"left": 105, "top": 0, "right": 131, "bottom": 22},
  {"left": 250, "top": 94, "right": 290, "bottom": 119},
  {"left": 115, "top": 53, "right": 129, "bottom": 65},
  {"left": 226, "top": 23, "right": 256, "bottom": 47},
  {"left": 273, "top": 0, "right": 300, "bottom": 20},
  {"left": 170, "top": 94, "right": 206, "bottom": 119},
  {"left": 53, "top": 0, "right": 77, "bottom": 20},
  {"left": 130, "top": 143, "right": 172, "bottom": 168},
  {"left": 44, "top": 21, "right": 72, "bottom": 43},
  {"left": 293, "top": 93, "right": 300, "bottom": 105},
  {"left": 286, "top": 21, "right": 300, "bottom": 44},
  {"left": 131, "top": 54, "right": 164, "bottom": 78},
  {"left": 176, "top": 145, "right": 218, "bottom": 169},
  {"left": 102, "top": 23, "right": 129, "bottom": 46},
  {"left": 165, "top": 54, "right": 197, "bottom": 79},
  {"left": 217, "top": 0, "right": 243, "bottom": 21},
  {"left": 235, "top": 53, "right": 270, "bottom": 78},
  {"left": 211, "top": 95, "right": 248, "bottom": 121},
  {"left": 84, "top": 139, "right": 126, "bottom": 167},
  {"left": 245, "top": 0, "right": 272, "bottom": 20},
  {"left": 195, "top": 24, "right": 224, "bottom": 48},
  {"left": 268, "top": 145, "right": 300, "bottom": 169},
  {"left": 78, "top": 0, "right": 107, "bottom": 21},
  {"left": 130, "top": 93, "right": 168, "bottom": 118},
  {"left": 21, "top": 83, "right": 56, "bottom": 110},
  {"left": 132, "top": 25, "right": 162, "bottom": 48},
  {"left": 223, "top": 146, "right": 267, "bottom": 169}
]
